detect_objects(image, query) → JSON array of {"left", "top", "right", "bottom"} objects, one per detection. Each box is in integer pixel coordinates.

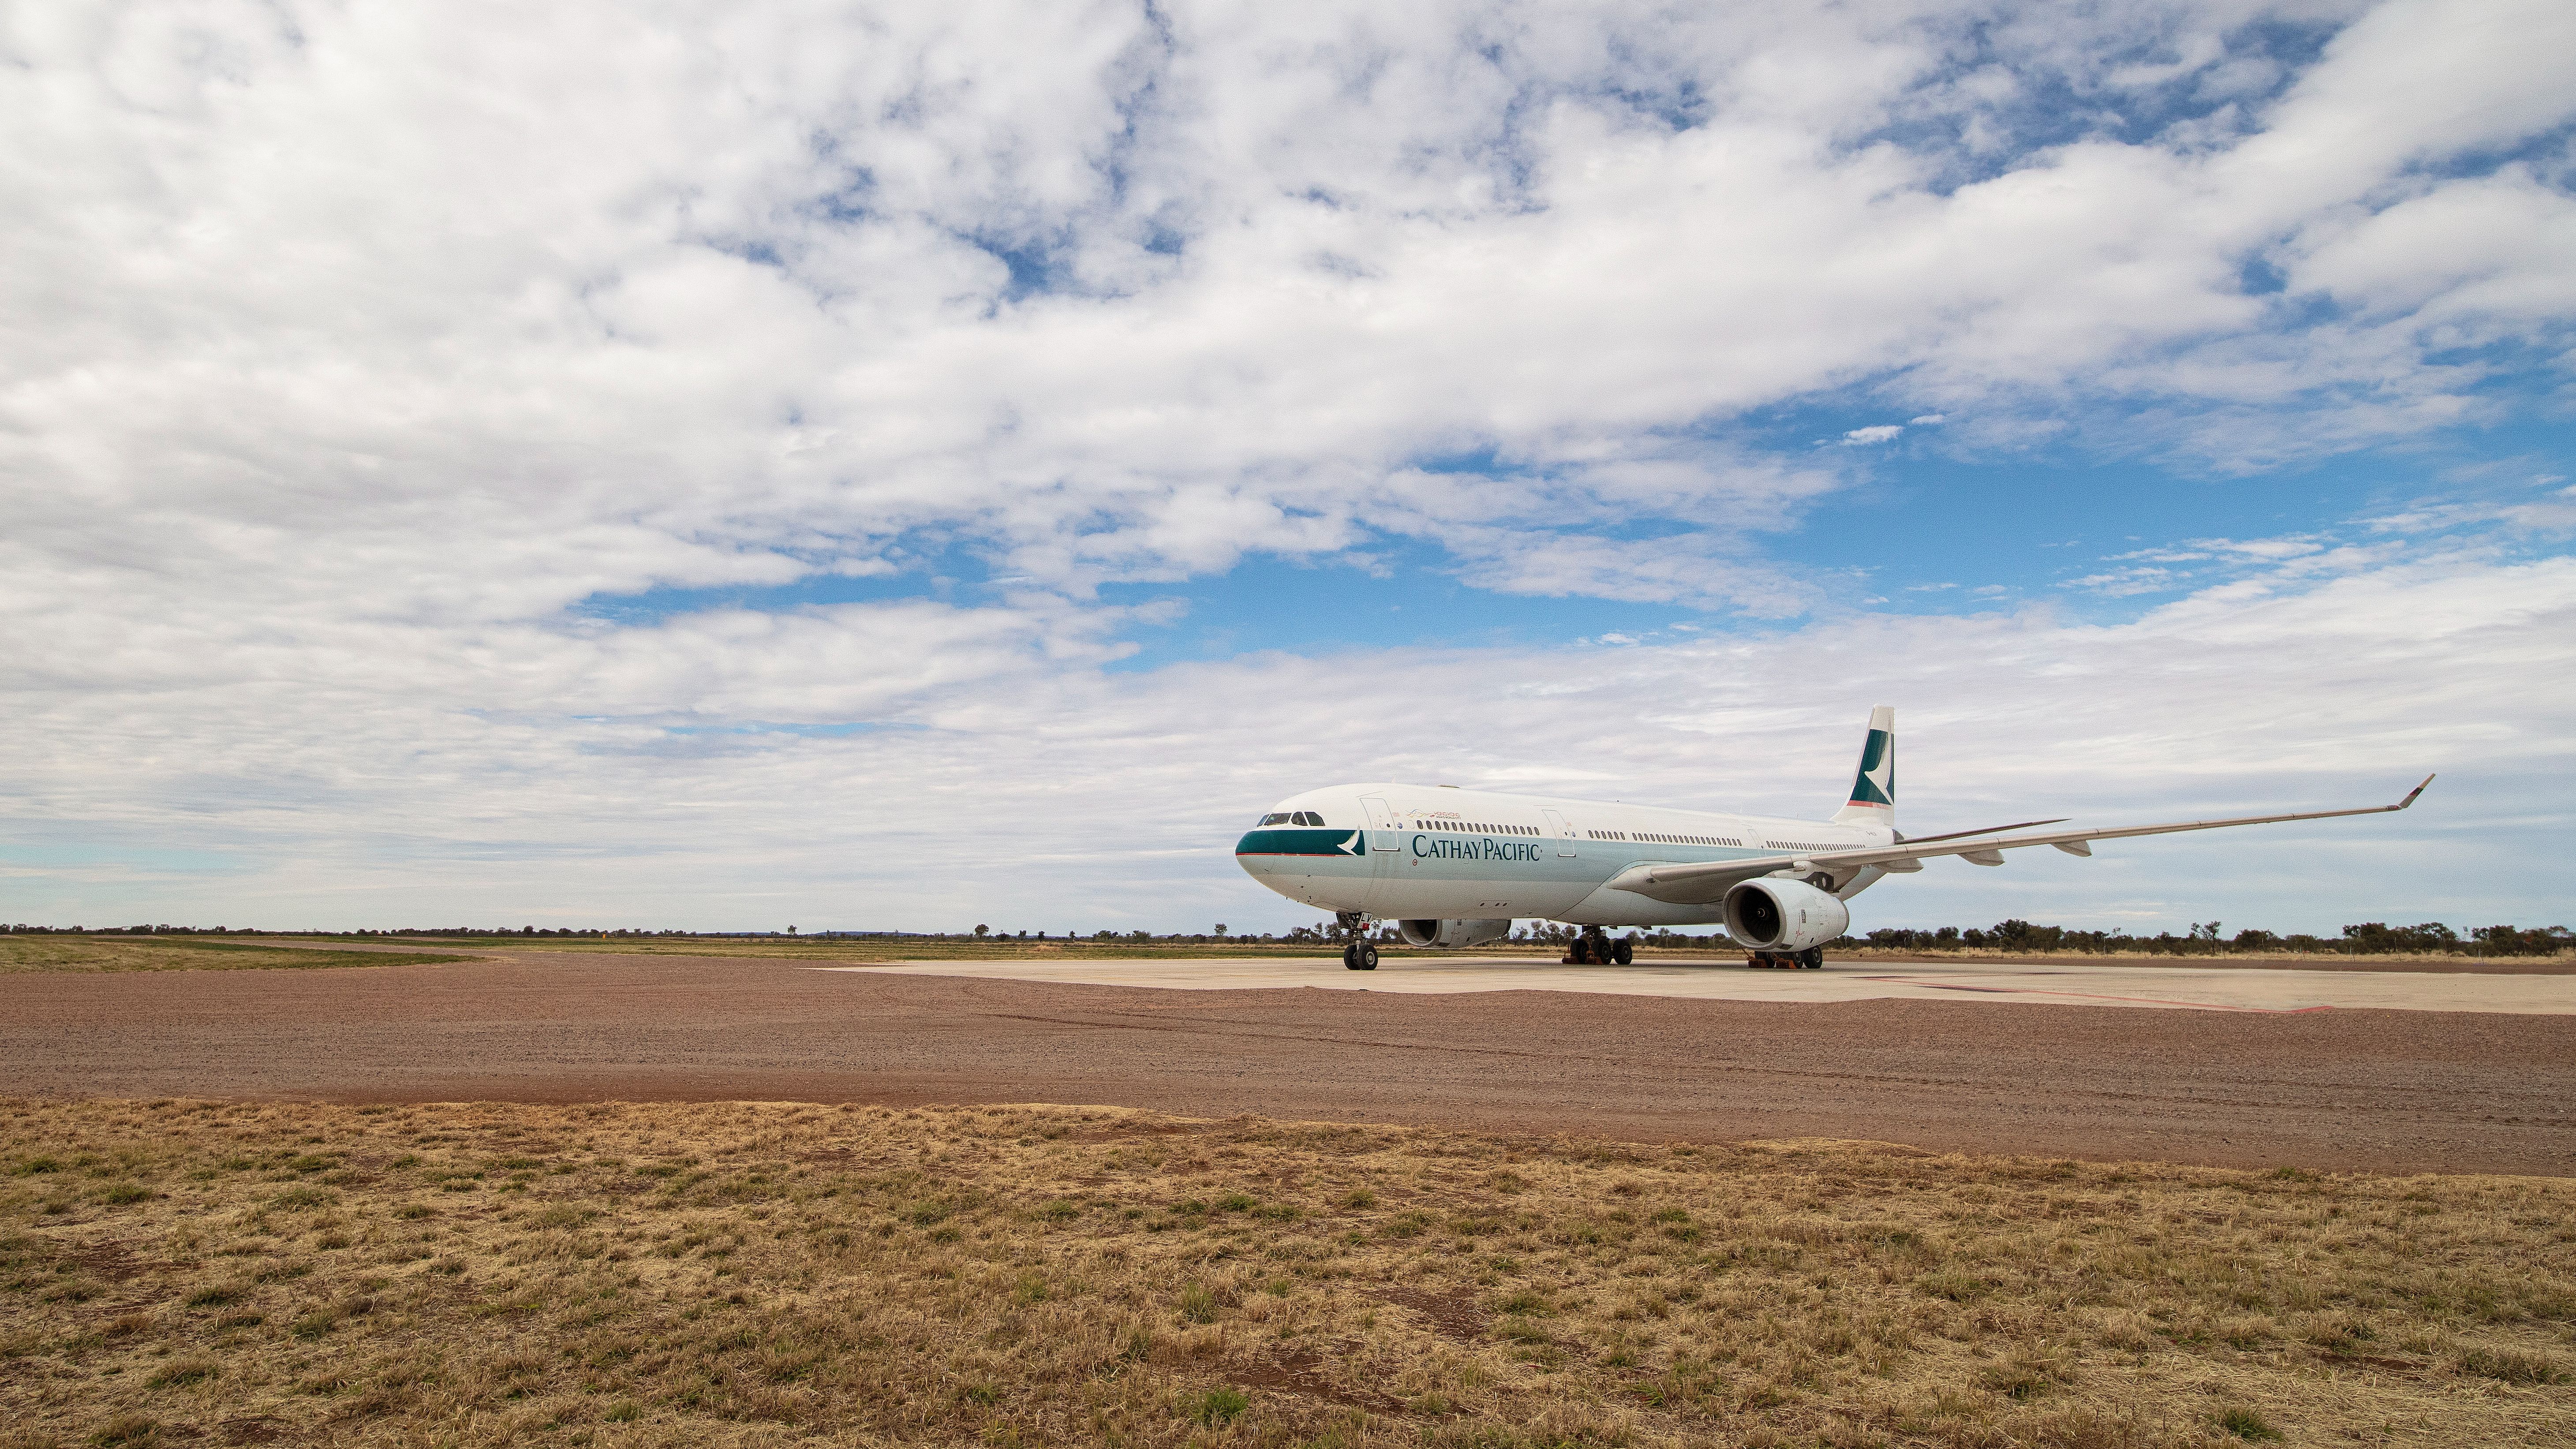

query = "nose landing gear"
[{"left": 1337, "top": 911, "right": 1379, "bottom": 971}]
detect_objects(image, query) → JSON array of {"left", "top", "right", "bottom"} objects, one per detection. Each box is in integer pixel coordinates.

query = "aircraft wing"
[{"left": 1606, "top": 775, "right": 2434, "bottom": 905}]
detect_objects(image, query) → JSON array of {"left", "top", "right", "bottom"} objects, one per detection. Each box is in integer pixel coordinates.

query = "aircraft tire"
[
  {"left": 1342, "top": 944, "right": 1361, "bottom": 970},
  {"left": 1799, "top": 948, "right": 1824, "bottom": 969},
  {"left": 1569, "top": 937, "right": 1592, "bottom": 965},
  {"left": 1612, "top": 938, "right": 1634, "bottom": 965},
  {"left": 1357, "top": 942, "right": 1379, "bottom": 971}
]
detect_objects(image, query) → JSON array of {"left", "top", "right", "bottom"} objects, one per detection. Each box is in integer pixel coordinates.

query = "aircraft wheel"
[
  {"left": 1612, "top": 938, "right": 1634, "bottom": 965},
  {"left": 1343, "top": 944, "right": 1361, "bottom": 970},
  {"left": 1799, "top": 948, "right": 1824, "bottom": 969},
  {"left": 1357, "top": 942, "right": 1379, "bottom": 971}
]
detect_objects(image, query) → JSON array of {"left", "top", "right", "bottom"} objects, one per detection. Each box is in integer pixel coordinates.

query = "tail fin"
[{"left": 1831, "top": 706, "right": 1895, "bottom": 826}]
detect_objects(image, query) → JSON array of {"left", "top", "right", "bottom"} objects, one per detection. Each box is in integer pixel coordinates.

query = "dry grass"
[
  {"left": 3, "top": 1100, "right": 2571, "bottom": 1449},
  {"left": 0, "top": 938, "right": 477, "bottom": 974}
]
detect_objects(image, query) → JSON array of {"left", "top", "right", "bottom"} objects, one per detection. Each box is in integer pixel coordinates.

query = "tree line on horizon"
[{"left": 1796, "top": 919, "right": 2561, "bottom": 956}]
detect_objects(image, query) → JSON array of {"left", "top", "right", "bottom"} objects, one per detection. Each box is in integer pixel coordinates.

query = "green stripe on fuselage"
[{"left": 1235, "top": 828, "right": 1367, "bottom": 857}]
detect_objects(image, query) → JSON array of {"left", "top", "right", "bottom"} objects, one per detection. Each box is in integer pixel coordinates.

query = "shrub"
[
  {"left": 1186, "top": 1388, "right": 1249, "bottom": 1427},
  {"left": 1382, "top": 1212, "right": 1432, "bottom": 1240},
  {"left": 2216, "top": 1406, "right": 2281, "bottom": 1441}
]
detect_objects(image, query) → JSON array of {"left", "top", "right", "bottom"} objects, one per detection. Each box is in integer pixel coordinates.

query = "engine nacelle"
[
  {"left": 1722, "top": 879, "right": 1850, "bottom": 952},
  {"left": 1396, "top": 918, "right": 1514, "bottom": 949}
]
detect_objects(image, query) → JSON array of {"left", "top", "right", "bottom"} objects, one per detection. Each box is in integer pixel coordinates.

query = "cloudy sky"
[{"left": 6, "top": 0, "right": 2571, "bottom": 935}]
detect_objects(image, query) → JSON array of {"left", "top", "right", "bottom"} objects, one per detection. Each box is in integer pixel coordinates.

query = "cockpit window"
[
  {"left": 1258, "top": 812, "right": 1291, "bottom": 826},
  {"left": 1296, "top": 811, "right": 1320, "bottom": 826}
]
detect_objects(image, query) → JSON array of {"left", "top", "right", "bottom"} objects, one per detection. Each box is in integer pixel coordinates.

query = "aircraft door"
[
  {"left": 1358, "top": 795, "right": 1402, "bottom": 849},
  {"left": 1357, "top": 795, "right": 1404, "bottom": 912},
  {"left": 1541, "top": 808, "right": 1577, "bottom": 856}
]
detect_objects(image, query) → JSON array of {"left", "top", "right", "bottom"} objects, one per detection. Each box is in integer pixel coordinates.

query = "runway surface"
[
  {"left": 4, "top": 948, "right": 2571, "bottom": 1175},
  {"left": 831, "top": 954, "right": 2576, "bottom": 1013}
]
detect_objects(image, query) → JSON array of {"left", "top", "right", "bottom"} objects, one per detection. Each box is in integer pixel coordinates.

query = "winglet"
[{"left": 2396, "top": 773, "right": 2434, "bottom": 810}]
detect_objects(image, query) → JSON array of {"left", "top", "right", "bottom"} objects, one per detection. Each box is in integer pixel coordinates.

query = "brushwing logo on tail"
[{"left": 1848, "top": 730, "right": 1894, "bottom": 807}]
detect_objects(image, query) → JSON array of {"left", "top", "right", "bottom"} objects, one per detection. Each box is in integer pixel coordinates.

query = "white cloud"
[
  {"left": 11, "top": 1, "right": 2571, "bottom": 614},
  {"left": 4, "top": 551, "right": 2566, "bottom": 934},
  {"left": 1842, "top": 425, "right": 1906, "bottom": 445}
]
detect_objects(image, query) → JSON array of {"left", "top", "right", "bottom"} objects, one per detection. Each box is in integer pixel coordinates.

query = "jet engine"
[
  {"left": 1396, "top": 918, "right": 1514, "bottom": 949},
  {"left": 1722, "top": 879, "right": 1850, "bottom": 952}
]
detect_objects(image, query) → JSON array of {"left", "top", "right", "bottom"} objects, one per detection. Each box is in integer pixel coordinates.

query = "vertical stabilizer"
[{"left": 1832, "top": 706, "right": 1895, "bottom": 826}]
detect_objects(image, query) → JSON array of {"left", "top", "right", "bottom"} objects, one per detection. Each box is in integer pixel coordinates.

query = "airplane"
[{"left": 1234, "top": 706, "right": 2432, "bottom": 971}]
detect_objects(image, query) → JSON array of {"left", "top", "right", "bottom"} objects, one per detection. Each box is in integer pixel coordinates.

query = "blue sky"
[
  {"left": 4, "top": 0, "right": 2572, "bottom": 934},
  {"left": 584, "top": 403, "right": 2575, "bottom": 666}
]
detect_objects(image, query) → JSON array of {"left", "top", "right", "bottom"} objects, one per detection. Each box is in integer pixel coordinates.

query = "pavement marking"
[{"left": 814, "top": 957, "right": 2576, "bottom": 1015}]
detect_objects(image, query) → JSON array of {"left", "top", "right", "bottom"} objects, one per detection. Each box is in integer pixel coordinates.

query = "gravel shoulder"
[{"left": 1, "top": 949, "right": 2567, "bottom": 1176}]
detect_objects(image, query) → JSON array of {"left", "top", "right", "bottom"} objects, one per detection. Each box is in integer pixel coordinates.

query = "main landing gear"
[
  {"left": 1562, "top": 927, "right": 1634, "bottom": 966},
  {"left": 1747, "top": 948, "right": 1825, "bottom": 970},
  {"left": 1338, "top": 911, "right": 1379, "bottom": 971}
]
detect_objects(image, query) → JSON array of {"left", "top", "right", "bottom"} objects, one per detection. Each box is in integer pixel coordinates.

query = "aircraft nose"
[{"left": 1234, "top": 833, "right": 1274, "bottom": 875}]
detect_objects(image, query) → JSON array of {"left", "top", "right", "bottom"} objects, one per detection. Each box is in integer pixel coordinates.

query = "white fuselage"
[{"left": 1234, "top": 783, "right": 1892, "bottom": 926}]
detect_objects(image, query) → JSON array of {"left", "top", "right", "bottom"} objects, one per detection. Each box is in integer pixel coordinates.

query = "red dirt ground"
[{"left": 3, "top": 949, "right": 2569, "bottom": 1176}]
